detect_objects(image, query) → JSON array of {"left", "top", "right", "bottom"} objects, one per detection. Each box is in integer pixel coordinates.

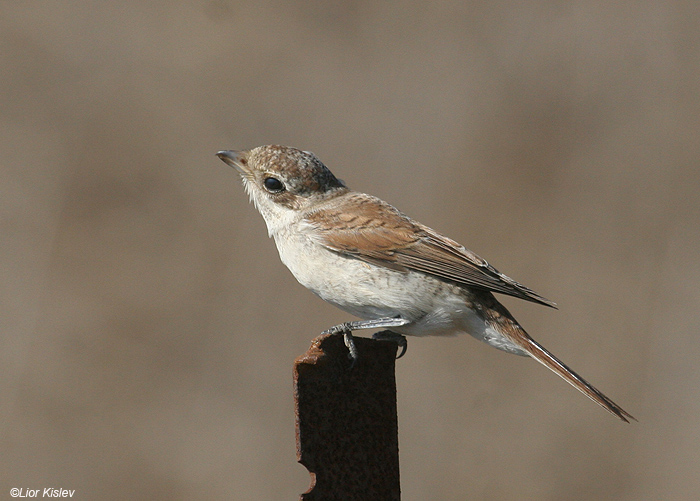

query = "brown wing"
[{"left": 303, "top": 192, "right": 557, "bottom": 308}]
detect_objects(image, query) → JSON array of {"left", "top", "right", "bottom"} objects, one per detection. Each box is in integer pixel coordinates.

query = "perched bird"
[{"left": 217, "top": 145, "right": 634, "bottom": 422}]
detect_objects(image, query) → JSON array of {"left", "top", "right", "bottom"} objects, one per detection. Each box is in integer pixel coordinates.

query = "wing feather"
[{"left": 304, "top": 193, "right": 556, "bottom": 308}]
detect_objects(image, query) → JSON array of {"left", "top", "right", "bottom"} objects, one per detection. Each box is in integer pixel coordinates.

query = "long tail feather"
[
  {"left": 521, "top": 336, "right": 636, "bottom": 422},
  {"left": 483, "top": 294, "right": 635, "bottom": 422}
]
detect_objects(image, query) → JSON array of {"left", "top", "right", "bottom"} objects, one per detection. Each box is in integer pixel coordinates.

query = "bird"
[{"left": 216, "top": 145, "right": 634, "bottom": 422}]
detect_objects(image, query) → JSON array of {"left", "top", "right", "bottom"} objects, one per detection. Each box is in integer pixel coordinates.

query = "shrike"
[{"left": 217, "top": 145, "right": 634, "bottom": 422}]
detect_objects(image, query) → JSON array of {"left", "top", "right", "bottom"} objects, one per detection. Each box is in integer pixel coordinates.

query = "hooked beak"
[{"left": 216, "top": 150, "right": 250, "bottom": 175}]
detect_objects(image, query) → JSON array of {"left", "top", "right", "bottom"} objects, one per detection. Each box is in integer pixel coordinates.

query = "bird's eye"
[{"left": 263, "top": 177, "right": 285, "bottom": 193}]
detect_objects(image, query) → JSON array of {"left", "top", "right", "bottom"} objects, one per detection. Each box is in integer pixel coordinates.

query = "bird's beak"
[{"left": 216, "top": 150, "right": 250, "bottom": 175}]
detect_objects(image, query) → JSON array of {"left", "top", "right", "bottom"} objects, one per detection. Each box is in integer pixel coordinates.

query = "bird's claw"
[{"left": 372, "top": 331, "right": 408, "bottom": 359}]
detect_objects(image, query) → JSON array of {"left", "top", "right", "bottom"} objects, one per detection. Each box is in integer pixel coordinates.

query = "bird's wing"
[{"left": 302, "top": 192, "right": 556, "bottom": 308}]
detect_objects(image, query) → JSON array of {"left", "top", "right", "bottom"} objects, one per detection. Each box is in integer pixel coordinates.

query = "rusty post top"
[{"left": 293, "top": 332, "right": 401, "bottom": 501}]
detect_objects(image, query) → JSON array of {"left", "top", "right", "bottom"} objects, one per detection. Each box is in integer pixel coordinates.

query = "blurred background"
[{"left": 2, "top": 1, "right": 699, "bottom": 499}]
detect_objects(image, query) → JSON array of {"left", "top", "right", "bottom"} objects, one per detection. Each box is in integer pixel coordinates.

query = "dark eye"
[{"left": 263, "top": 176, "right": 285, "bottom": 193}]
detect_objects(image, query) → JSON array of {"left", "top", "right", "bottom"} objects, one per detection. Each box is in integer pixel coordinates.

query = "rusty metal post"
[{"left": 294, "top": 332, "right": 401, "bottom": 501}]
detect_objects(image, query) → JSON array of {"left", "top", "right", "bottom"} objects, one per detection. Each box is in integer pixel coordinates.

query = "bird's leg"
[{"left": 322, "top": 317, "right": 410, "bottom": 362}]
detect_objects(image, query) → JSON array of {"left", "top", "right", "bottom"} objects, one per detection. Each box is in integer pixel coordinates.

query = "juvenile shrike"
[{"left": 217, "top": 145, "right": 634, "bottom": 422}]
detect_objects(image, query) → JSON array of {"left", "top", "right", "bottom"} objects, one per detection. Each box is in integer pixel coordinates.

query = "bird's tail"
[
  {"left": 518, "top": 334, "right": 635, "bottom": 423},
  {"left": 482, "top": 294, "right": 635, "bottom": 422}
]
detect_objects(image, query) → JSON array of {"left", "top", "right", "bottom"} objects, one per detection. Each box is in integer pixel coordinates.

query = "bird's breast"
[{"left": 271, "top": 228, "right": 476, "bottom": 336}]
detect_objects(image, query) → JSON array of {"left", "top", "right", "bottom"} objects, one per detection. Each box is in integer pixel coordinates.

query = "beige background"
[{"left": 2, "top": 2, "right": 699, "bottom": 499}]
